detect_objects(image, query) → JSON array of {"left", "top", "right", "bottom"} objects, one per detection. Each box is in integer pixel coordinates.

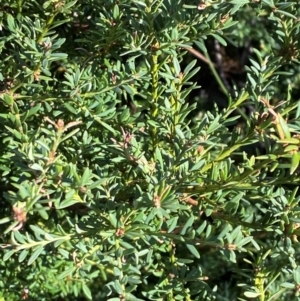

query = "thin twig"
[
  {"left": 183, "top": 46, "right": 214, "bottom": 66},
  {"left": 213, "top": 40, "right": 232, "bottom": 93},
  {"left": 183, "top": 45, "right": 231, "bottom": 98}
]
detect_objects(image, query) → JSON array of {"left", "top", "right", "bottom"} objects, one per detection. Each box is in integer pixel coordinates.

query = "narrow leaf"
[{"left": 28, "top": 246, "right": 44, "bottom": 265}]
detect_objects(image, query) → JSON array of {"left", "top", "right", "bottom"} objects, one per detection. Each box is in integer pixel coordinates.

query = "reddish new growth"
[
  {"left": 12, "top": 205, "right": 27, "bottom": 231},
  {"left": 22, "top": 288, "right": 29, "bottom": 300},
  {"left": 111, "top": 127, "right": 136, "bottom": 161},
  {"left": 44, "top": 117, "right": 82, "bottom": 132},
  {"left": 115, "top": 228, "right": 125, "bottom": 236},
  {"left": 111, "top": 127, "right": 134, "bottom": 150},
  {"left": 153, "top": 193, "right": 161, "bottom": 208}
]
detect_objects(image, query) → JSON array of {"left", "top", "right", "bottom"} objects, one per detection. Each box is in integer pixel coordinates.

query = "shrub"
[{"left": 1, "top": 0, "right": 300, "bottom": 300}]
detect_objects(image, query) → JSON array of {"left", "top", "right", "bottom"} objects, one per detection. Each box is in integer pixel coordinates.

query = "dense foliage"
[{"left": 1, "top": 0, "right": 300, "bottom": 300}]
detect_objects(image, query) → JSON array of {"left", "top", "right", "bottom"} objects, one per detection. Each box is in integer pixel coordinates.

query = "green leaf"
[
  {"left": 183, "top": 59, "right": 197, "bottom": 75},
  {"left": 64, "top": 0, "right": 78, "bottom": 10},
  {"left": 207, "top": 115, "right": 221, "bottom": 134},
  {"left": 58, "top": 266, "right": 77, "bottom": 280},
  {"left": 173, "top": 56, "right": 181, "bottom": 76},
  {"left": 30, "top": 225, "right": 46, "bottom": 236},
  {"left": 210, "top": 33, "right": 227, "bottom": 46},
  {"left": 82, "top": 283, "right": 92, "bottom": 300},
  {"left": 56, "top": 198, "right": 82, "bottom": 209},
  {"left": 3, "top": 94, "right": 13, "bottom": 105},
  {"left": 244, "top": 291, "right": 260, "bottom": 298},
  {"left": 167, "top": 217, "right": 178, "bottom": 233},
  {"left": 230, "top": 0, "right": 249, "bottom": 3},
  {"left": 60, "top": 128, "right": 80, "bottom": 142},
  {"left": 180, "top": 216, "right": 194, "bottom": 235},
  {"left": 95, "top": 119, "right": 116, "bottom": 134},
  {"left": 30, "top": 163, "right": 44, "bottom": 171},
  {"left": 113, "top": 4, "right": 120, "bottom": 19},
  {"left": 281, "top": 282, "right": 295, "bottom": 289},
  {"left": 58, "top": 248, "right": 70, "bottom": 259},
  {"left": 123, "top": 85, "right": 135, "bottom": 95},
  {"left": 196, "top": 221, "right": 207, "bottom": 236},
  {"left": 186, "top": 244, "right": 200, "bottom": 259},
  {"left": 109, "top": 212, "right": 118, "bottom": 228},
  {"left": 27, "top": 246, "right": 44, "bottom": 265},
  {"left": 276, "top": 10, "right": 297, "bottom": 19},
  {"left": 18, "top": 249, "right": 29, "bottom": 263},
  {"left": 81, "top": 167, "right": 91, "bottom": 185},
  {"left": 11, "top": 231, "right": 26, "bottom": 244},
  {"left": 290, "top": 153, "right": 300, "bottom": 175},
  {"left": 64, "top": 103, "right": 77, "bottom": 114},
  {"left": 113, "top": 280, "right": 123, "bottom": 294},
  {"left": 0, "top": 217, "right": 11, "bottom": 224},
  {"left": 7, "top": 14, "right": 16, "bottom": 31},
  {"left": 154, "top": 147, "right": 164, "bottom": 170},
  {"left": 35, "top": 140, "right": 50, "bottom": 151},
  {"left": 3, "top": 250, "right": 16, "bottom": 261}
]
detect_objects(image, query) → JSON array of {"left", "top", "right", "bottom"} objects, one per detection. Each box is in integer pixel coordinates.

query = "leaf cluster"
[{"left": 0, "top": 0, "right": 300, "bottom": 300}]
